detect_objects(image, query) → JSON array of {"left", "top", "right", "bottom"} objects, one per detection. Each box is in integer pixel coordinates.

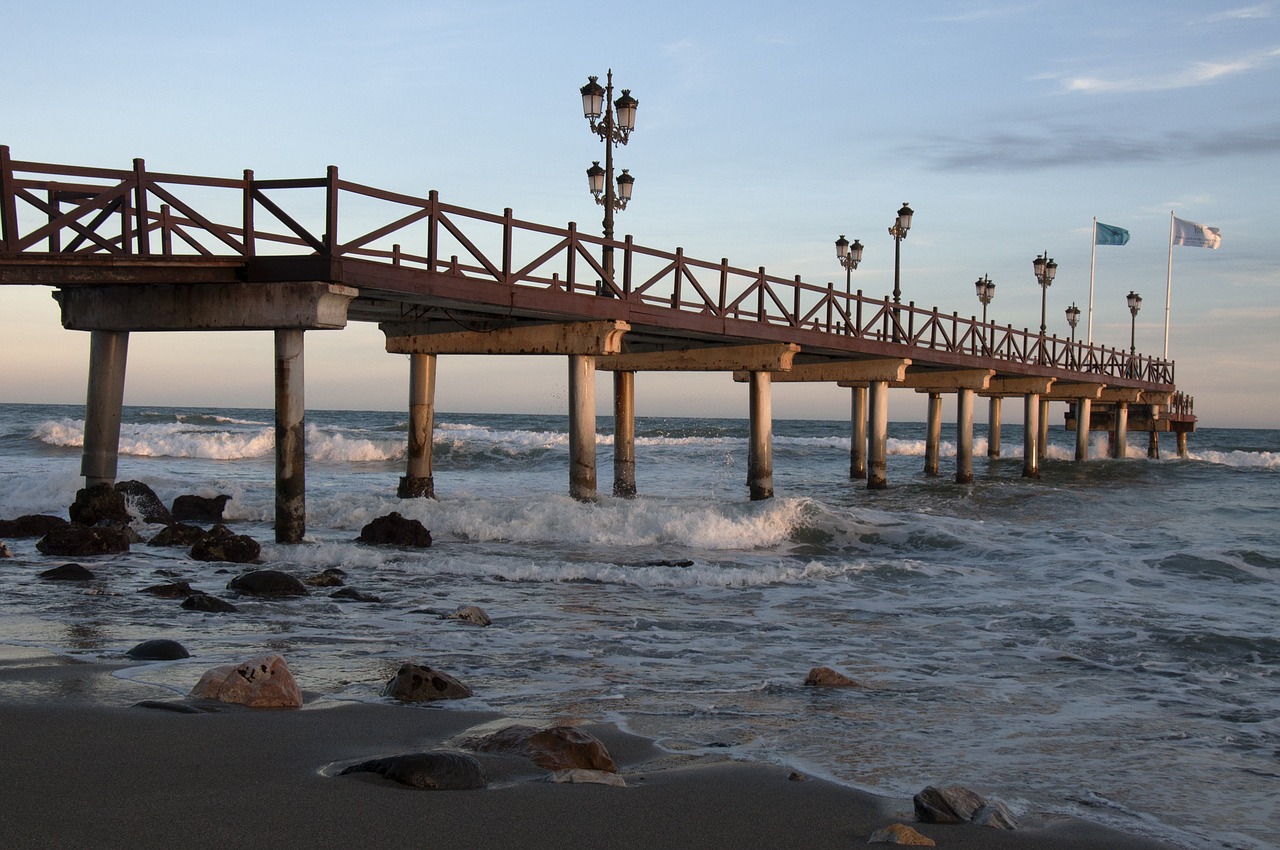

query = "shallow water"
[{"left": 1, "top": 403, "right": 1276, "bottom": 849}]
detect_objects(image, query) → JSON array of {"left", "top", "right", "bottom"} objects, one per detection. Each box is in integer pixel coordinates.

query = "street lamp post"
[
  {"left": 1065, "top": 302, "right": 1081, "bottom": 368},
  {"left": 580, "top": 70, "right": 637, "bottom": 297},
  {"left": 888, "top": 203, "right": 913, "bottom": 341},
  {"left": 834, "top": 234, "right": 864, "bottom": 293},
  {"left": 1127, "top": 291, "right": 1142, "bottom": 378},
  {"left": 1032, "top": 250, "right": 1057, "bottom": 364},
  {"left": 974, "top": 274, "right": 995, "bottom": 355}
]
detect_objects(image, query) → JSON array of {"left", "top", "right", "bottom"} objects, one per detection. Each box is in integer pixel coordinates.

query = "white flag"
[{"left": 1172, "top": 216, "right": 1222, "bottom": 249}]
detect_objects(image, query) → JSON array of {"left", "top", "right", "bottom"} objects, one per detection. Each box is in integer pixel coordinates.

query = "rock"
[
  {"left": 191, "top": 525, "right": 261, "bottom": 564},
  {"left": 358, "top": 512, "right": 432, "bottom": 547},
  {"left": 114, "top": 480, "right": 174, "bottom": 525},
  {"left": 0, "top": 514, "right": 69, "bottom": 538},
  {"left": 39, "top": 562, "right": 96, "bottom": 581},
  {"left": 188, "top": 652, "right": 302, "bottom": 708},
  {"left": 171, "top": 494, "right": 232, "bottom": 523},
  {"left": 339, "top": 752, "right": 487, "bottom": 790},
  {"left": 444, "top": 605, "right": 491, "bottom": 626},
  {"left": 68, "top": 482, "right": 130, "bottom": 526},
  {"left": 467, "top": 724, "right": 618, "bottom": 773},
  {"left": 868, "top": 823, "right": 936, "bottom": 845},
  {"left": 181, "top": 592, "right": 238, "bottom": 613},
  {"left": 803, "top": 666, "right": 860, "bottom": 687},
  {"left": 36, "top": 525, "right": 131, "bottom": 556},
  {"left": 0, "top": 541, "right": 10, "bottom": 558},
  {"left": 304, "top": 568, "right": 346, "bottom": 587},
  {"left": 546, "top": 769, "right": 627, "bottom": 787},
  {"left": 382, "top": 663, "right": 473, "bottom": 701},
  {"left": 913, "top": 785, "right": 1016, "bottom": 829},
  {"left": 148, "top": 523, "right": 207, "bottom": 547},
  {"left": 126, "top": 639, "right": 191, "bottom": 660},
  {"left": 226, "top": 569, "right": 308, "bottom": 597},
  {"left": 139, "top": 580, "right": 194, "bottom": 598},
  {"left": 330, "top": 587, "right": 381, "bottom": 603}
]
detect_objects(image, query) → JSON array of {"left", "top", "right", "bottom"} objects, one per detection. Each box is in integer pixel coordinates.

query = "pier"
[{"left": 0, "top": 148, "right": 1196, "bottom": 541}]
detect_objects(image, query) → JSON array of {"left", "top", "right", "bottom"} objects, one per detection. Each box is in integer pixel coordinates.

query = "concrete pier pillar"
[
  {"left": 1039, "top": 398, "right": 1050, "bottom": 459},
  {"left": 1177, "top": 431, "right": 1188, "bottom": 458},
  {"left": 81, "top": 330, "right": 130, "bottom": 488},
  {"left": 613, "top": 370, "right": 636, "bottom": 498},
  {"left": 988, "top": 396, "right": 1001, "bottom": 458},
  {"left": 867, "top": 380, "right": 889, "bottom": 490},
  {"left": 924, "top": 392, "right": 942, "bottom": 476},
  {"left": 1148, "top": 429, "right": 1160, "bottom": 459},
  {"left": 568, "top": 354, "right": 598, "bottom": 501},
  {"left": 850, "top": 386, "right": 867, "bottom": 480},
  {"left": 399, "top": 353, "right": 437, "bottom": 498},
  {"left": 1113, "top": 401, "right": 1129, "bottom": 459},
  {"left": 1022, "top": 392, "right": 1041, "bottom": 479},
  {"left": 274, "top": 329, "right": 306, "bottom": 544},
  {"left": 1074, "top": 397, "right": 1091, "bottom": 461},
  {"left": 956, "top": 388, "right": 974, "bottom": 485},
  {"left": 748, "top": 371, "right": 774, "bottom": 500}
]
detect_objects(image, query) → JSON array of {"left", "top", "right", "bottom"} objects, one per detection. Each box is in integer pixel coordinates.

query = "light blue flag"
[{"left": 1095, "top": 222, "right": 1130, "bottom": 246}]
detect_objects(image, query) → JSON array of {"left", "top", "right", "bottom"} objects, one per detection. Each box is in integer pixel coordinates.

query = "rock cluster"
[
  {"left": 0, "top": 515, "right": 68, "bottom": 538},
  {"left": 36, "top": 525, "right": 131, "bottom": 557}
]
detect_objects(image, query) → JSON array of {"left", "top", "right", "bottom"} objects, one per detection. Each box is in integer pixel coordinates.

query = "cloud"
[
  {"left": 923, "top": 123, "right": 1280, "bottom": 171},
  {"left": 1058, "top": 46, "right": 1280, "bottom": 93},
  {"left": 922, "top": 3, "right": 1042, "bottom": 23},
  {"left": 1205, "top": 4, "right": 1272, "bottom": 22}
]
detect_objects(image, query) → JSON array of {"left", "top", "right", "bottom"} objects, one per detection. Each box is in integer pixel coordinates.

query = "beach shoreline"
[{"left": 0, "top": 644, "right": 1186, "bottom": 850}]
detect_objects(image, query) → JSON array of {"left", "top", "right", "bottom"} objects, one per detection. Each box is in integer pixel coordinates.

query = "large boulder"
[
  {"left": 126, "top": 639, "right": 190, "bottom": 660},
  {"left": 358, "top": 512, "right": 432, "bottom": 547},
  {"left": 68, "top": 483, "right": 130, "bottom": 526},
  {"left": 0, "top": 514, "right": 69, "bottom": 538},
  {"left": 148, "top": 523, "right": 207, "bottom": 547},
  {"left": 382, "top": 663, "right": 472, "bottom": 701},
  {"left": 227, "top": 569, "right": 308, "bottom": 597},
  {"left": 191, "top": 526, "right": 261, "bottom": 564},
  {"left": 171, "top": 494, "right": 231, "bottom": 523},
  {"left": 188, "top": 653, "right": 302, "bottom": 708},
  {"left": 913, "top": 785, "right": 1018, "bottom": 830},
  {"left": 467, "top": 724, "right": 618, "bottom": 773},
  {"left": 36, "top": 524, "right": 131, "bottom": 557},
  {"left": 39, "top": 562, "right": 96, "bottom": 581},
  {"left": 339, "top": 752, "right": 487, "bottom": 790},
  {"left": 115, "top": 480, "right": 174, "bottom": 525}
]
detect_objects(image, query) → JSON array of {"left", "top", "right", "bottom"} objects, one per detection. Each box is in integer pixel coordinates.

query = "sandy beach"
[{"left": 0, "top": 645, "right": 1186, "bottom": 850}]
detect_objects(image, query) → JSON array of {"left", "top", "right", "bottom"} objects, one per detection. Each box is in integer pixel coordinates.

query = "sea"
[{"left": 0, "top": 402, "right": 1276, "bottom": 849}]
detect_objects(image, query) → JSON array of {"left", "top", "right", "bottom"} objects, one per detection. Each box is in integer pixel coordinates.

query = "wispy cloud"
[
  {"left": 1206, "top": 4, "right": 1272, "bottom": 22},
  {"left": 1058, "top": 46, "right": 1280, "bottom": 93},
  {"left": 923, "top": 3, "right": 1042, "bottom": 23},
  {"left": 923, "top": 123, "right": 1280, "bottom": 171}
]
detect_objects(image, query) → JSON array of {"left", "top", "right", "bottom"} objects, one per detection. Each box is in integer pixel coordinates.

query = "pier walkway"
[{"left": 0, "top": 147, "right": 1195, "bottom": 541}]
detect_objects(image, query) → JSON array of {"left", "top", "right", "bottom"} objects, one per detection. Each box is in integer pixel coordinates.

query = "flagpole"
[
  {"left": 1088, "top": 217, "right": 1097, "bottom": 344},
  {"left": 1164, "top": 210, "right": 1174, "bottom": 359}
]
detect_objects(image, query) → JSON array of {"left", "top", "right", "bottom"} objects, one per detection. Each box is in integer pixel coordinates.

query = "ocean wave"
[{"left": 1189, "top": 449, "right": 1279, "bottom": 470}]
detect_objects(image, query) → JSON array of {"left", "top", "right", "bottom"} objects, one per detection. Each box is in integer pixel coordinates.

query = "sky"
[{"left": 3, "top": 1, "right": 1278, "bottom": 427}]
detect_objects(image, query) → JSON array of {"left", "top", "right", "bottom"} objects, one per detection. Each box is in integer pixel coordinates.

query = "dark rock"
[
  {"left": 803, "top": 666, "right": 860, "bottom": 687},
  {"left": 69, "top": 482, "right": 131, "bottom": 526},
  {"left": 191, "top": 525, "right": 261, "bottom": 564},
  {"left": 181, "top": 592, "right": 238, "bottom": 613},
  {"left": 358, "top": 512, "right": 432, "bottom": 548},
  {"left": 443, "top": 605, "right": 491, "bottom": 626},
  {"left": 466, "top": 724, "right": 618, "bottom": 773},
  {"left": 148, "top": 523, "right": 207, "bottom": 547},
  {"left": 0, "top": 514, "right": 69, "bottom": 538},
  {"left": 913, "top": 785, "right": 1017, "bottom": 829},
  {"left": 340, "top": 752, "right": 487, "bottom": 790},
  {"left": 171, "top": 494, "right": 231, "bottom": 523},
  {"left": 114, "top": 480, "right": 174, "bottom": 525},
  {"left": 39, "top": 562, "right": 96, "bottom": 581},
  {"left": 382, "top": 662, "right": 472, "bottom": 701},
  {"left": 126, "top": 639, "right": 190, "bottom": 660},
  {"left": 304, "top": 568, "right": 346, "bottom": 587},
  {"left": 134, "top": 699, "right": 213, "bottom": 714},
  {"left": 227, "top": 569, "right": 308, "bottom": 597},
  {"left": 36, "top": 524, "right": 131, "bottom": 556},
  {"left": 139, "top": 581, "right": 194, "bottom": 598},
  {"left": 330, "top": 587, "right": 381, "bottom": 602}
]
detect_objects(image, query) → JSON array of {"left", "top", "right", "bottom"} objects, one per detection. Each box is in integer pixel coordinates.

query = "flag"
[
  {"left": 1095, "top": 222, "right": 1130, "bottom": 246},
  {"left": 1172, "top": 216, "right": 1221, "bottom": 249}
]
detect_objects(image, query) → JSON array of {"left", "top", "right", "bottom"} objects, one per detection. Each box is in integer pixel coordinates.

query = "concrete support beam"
[
  {"left": 1144, "top": 391, "right": 1175, "bottom": 407},
  {"left": 1047, "top": 382, "right": 1106, "bottom": 400},
  {"left": 1113, "top": 401, "right": 1129, "bottom": 459},
  {"left": 274, "top": 329, "right": 306, "bottom": 544},
  {"left": 1149, "top": 429, "right": 1160, "bottom": 459},
  {"left": 988, "top": 397, "right": 1002, "bottom": 458},
  {"left": 850, "top": 386, "right": 868, "bottom": 480},
  {"left": 772, "top": 358, "right": 911, "bottom": 383},
  {"left": 387, "top": 320, "right": 629, "bottom": 356},
  {"left": 956, "top": 388, "right": 975, "bottom": 485},
  {"left": 1075, "top": 397, "right": 1092, "bottom": 462},
  {"left": 613, "top": 371, "right": 637, "bottom": 498},
  {"left": 868, "top": 380, "right": 889, "bottom": 490},
  {"left": 748, "top": 372, "right": 774, "bottom": 501},
  {"left": 628, "top": 343, "right": 799, "bottom": 374},
  {"left": 1177, "top": 432, "right": 1189, "bottom": 458},
  {"left": 399, "top": 353, "right": 437, "bottom": 499},
  {"left": 81, "top": 330, "right": 130, "bottom": 487},
  {"left": 568, "top": 354, "right": 597, "bottom": 501},
  {"left": 1100, "top": 388, "right": 1144, "bottom": 404},
  {"left": 924, "top": 392, "right": 942, "bottom": 477},
  {"left": 56, "top": 282, "right": 357, "bottom": 330},
  {"left": 1022, "top": 393, "right": 1041, "bottom": 479},
  {"left": 984, "top": 376, "right": 1055, "bottom": 397},
  {"left": 897, "top": 368, "right": 994, "bottom": 391}
]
